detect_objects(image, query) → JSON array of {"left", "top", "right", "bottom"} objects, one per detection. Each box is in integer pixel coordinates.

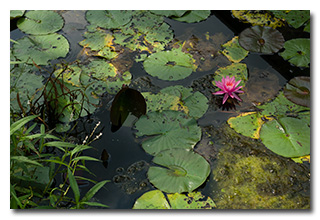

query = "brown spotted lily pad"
[
  {"left": 284, "top": 76, "right": 310, "bottom": 107},
  {"left": 239, "top": 26, "right": 285, "bottom": 54}
]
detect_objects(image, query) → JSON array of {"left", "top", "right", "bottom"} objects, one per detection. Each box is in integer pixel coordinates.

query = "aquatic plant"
[
  {"left": 238, "top": 25, "right": 285, "bottom": 54},
  {"left": 280, "top": 38, "right": 310, "bottom": 68},
  {"left": 133, "top": 190, "right": 215, "bottom": 209},
  {"left": 147, "top": 148, "right": 210, "bottom": 193},
  {"left": 212, "top": 75, "right": 244, "bottom": 104},
  {"left": 284, "top": 76, "right": 310, "bottom": 107}
]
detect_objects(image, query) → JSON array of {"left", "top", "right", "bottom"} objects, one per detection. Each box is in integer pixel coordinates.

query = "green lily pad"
[
  {"left": 17, "top": 10, "right": 64, "bottom": 35},
  {"left": 134, "top": 110, "right": 201, "bottom": 155},
  {"left": 143, "top": 48, "right": 196, "bottom": 81},
  {"left": 12, "top": 33, "right": 69, "bottom": 65},
  {"left": 85, "top": 10, "right": 132, "bottom": 30},
  {"left": 239, "top": 26, "right": 285, "bottom": 54},
  {"left": 280, "top": 38, "right": 310, "bottom": 68},
  {"left": 147, "top": 149, "right": 210, "bottom": 193},
  {"left": 133, "top": 190, "right": 216, "bottom": 209},
  {"left": 284, "top": 76, "right": 310, "bottom": 107},
  {"left": 10, "top": 10, "right": 25, "bottom": 19},
  {"left": 257, "top": 91, "right": 310, "bottom": 117},
  {"left": 132, "top": 190, "right": 170, "bottom": 209},
  {"left": 172, "top": 10, "right": 211, "bottom": 23},
  {"left": 10, "top": 63, "right": 44, "bottom": 113},
  {"left": 220, "top": 36, "right": 249, "bottom": 63},
  {"left": 150, "top": 10, "right": 188, "bottom": 17},
  {"left": 260, "top": 117, "right": 310, "bottom": 158},
  {"left": 213, "top": 63, "right": 248, "bottom": 89}
]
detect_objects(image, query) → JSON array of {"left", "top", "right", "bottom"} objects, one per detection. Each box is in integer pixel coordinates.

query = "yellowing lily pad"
[
  {"left": 147, "top": 149, "right": 210, "bottom": 193},
  {"left": 143, "top": 48, "right": 196, "bottom": 81},
  {"left": 232, "top": 10, "right": 284, "bottom": 28},
  {"left": 133, "top": 190, "right": 216, "bottom": 209},
  {"left": 227, "top": 112, "right": 265, "bottom": 139},
  {"left": 220, "top": 36, "right": 249, "bottom": 63}
]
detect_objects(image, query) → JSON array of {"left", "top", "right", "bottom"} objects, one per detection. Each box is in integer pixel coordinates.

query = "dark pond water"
[{"left": 11, "top": 10, "right": 310, "bottom": 209}]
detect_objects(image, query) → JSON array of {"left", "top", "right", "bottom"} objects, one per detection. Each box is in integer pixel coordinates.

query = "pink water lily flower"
[{"left": 212, "top": 76, "right": 244, "bottom": 104}]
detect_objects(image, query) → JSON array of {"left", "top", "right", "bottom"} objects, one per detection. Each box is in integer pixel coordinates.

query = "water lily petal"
[
  {"left": 232, "top": 92, "right": 242, "bottom": 101},
  {"left": 222, "top": 93, "right": 229, "bottom": 104},
  {"left": 212, "top": 91, "right": 225, "bottom": 95}
]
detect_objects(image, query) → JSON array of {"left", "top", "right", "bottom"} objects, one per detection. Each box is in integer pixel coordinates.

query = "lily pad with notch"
[
  {"left": 260, "top": 116, "right": 310, "bottom": 158},
  {"left": 17, "top": 10, "right": 64, "bottom": 35},
  {"left": 134, "top": 110, "right": 201, "bottom": 155},
  {"left": 239, "top": 25, "right": 285, "bottom": 54},
  {"left": 147, "top": 148, "right": 210, "bottom": 193},
  {"left": 284, "top": 76, "right": 310, "bottom": 107},
  {"left": 110, "top": 86, "right": 146, "bottom": 132},
  {"left": 280, "top": 38, "right": 310, "bottom": 68},
  {"left": 143, "top": 48, "right": 196, "bottom": 81},
  {"left": 12, "top": 33, "right": 69, "bottom": 65},
  {"left": 172, "top": 10, "right": 211, "bottom": 23}
]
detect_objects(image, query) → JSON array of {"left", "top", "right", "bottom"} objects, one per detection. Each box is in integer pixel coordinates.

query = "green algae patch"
[{"left": 209, "top": 125, "right": 310, "bottom": 209}]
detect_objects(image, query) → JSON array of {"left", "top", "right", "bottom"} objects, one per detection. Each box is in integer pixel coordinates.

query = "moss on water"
[{"left": 208, "top": 124, "right": 310, "bottom": 209}]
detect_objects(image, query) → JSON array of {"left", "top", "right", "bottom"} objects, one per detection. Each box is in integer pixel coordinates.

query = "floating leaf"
[
  {"left": 232, "top": 10, "right": 284, "bottom": 28},
  {"left": 227, "top": 112, "right": 264, "bottom": 139},
  {"left": 85, "top": 10, "right": 132, "bottom": 30},
  {"left": 110, "top": 86, "right": 146, "bottom": 132},
  {"left": 160, "top": 86, "right": 208, "bottom": 119},
  {"left": 12, "top": 33, "right": 69, "bottom": 65},
  {"left": 257, "top": 92, "right": 309, "bottom": 117},
  {"left": 172, "top": 10, "right": 211, "bottom": 23},
  {"left": 10, "top": 10, "right": 25, "bottom": 19},
  {"left": 167, "top": 191, "right": 216, "bottom": 209},
  {"left": 17, "top": 10, "right": 64, "bottom": 35},
  {"left": 239, "top": 26, "right": 284, "bottom": 54},
  {"left": 260, "top": 117, "right": 310, "bottom": 158},
  {"left": 134, "top": 110, "right": 201, "bottom": 155},
  {"left": 284, "top": 76, "right": 310, "bottom": 107},
  {"left": 132, "top": 190, "right": 170, "bottom": 209},
  {"left": 84, "top": 59, "right": 132, "bottom": 94},
  {"left": 271, "top": 10, "right": 310, "bottom": 29},
  {"left": 220, "top": 36, "right": 249, "bottom": 63},
  {"left": 213, "top": 63, "right": 248, "bottom": 89},
  {"left": 150, "top": 10, "right": 188, "bottom": 17},
  {"left": 147, "top": 149, "right": 210, "bottom": 193},
  {"left": 143, "top": 48, "right": 196, "bottom": 81},
  {"left": 280, "top": 38, "right": 310, "bottom": 68},
  {"left": 133, "top": 190, "right": 215, "bottom": 209}
]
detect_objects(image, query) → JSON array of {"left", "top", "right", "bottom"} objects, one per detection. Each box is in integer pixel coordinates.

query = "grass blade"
[
  {"left": 10, "top": 115, "right": 38, "bottom": 136},
  {"left": 67, "top": 168, "right": 80, "bottom": 205},
  {"left": 80, "top": 180, "right": 109, "bottom": 203}
]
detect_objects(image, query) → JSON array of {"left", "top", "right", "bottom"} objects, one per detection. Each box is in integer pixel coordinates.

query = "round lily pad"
[
  {"left": 17, "top": 10, "right": 64, "bottom": 35},
  {"left": 147, "top": 148, "right": 211, "bottom": 193},
  {"left": 150, "top": 10, "right": 188, "bottom": 17},
  {"left": 12, "top": 33, "right": 69, "bottom": 65},
  {"left": 239, "top": 25, "right": 285, "bottom": 54},
  {"left": 260, "top": 117, "right": 310, "bottom": 158},
  {"left": 284, "top": 76, "right": 310, "bottom": 107},
  {"left": 133, "top": 190, "right": 216, "bottom": 209},
  {"left": 143, "top": 48, "right": 196, "bottom": 81},
  {"left": 85, "top": 10, "right": 132, "bottom": 30},
  {"left": 172, "top": 10, "right": 211, "bottom": 23},
  {"left": 213, "top": 63, "right": 248, "bottom": 89},
  {"left": 134, "top": 110, "right": 201, "bottom": 155},
  {"left": 280, "top": 38, "right": 310, "bottom": 68}
]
